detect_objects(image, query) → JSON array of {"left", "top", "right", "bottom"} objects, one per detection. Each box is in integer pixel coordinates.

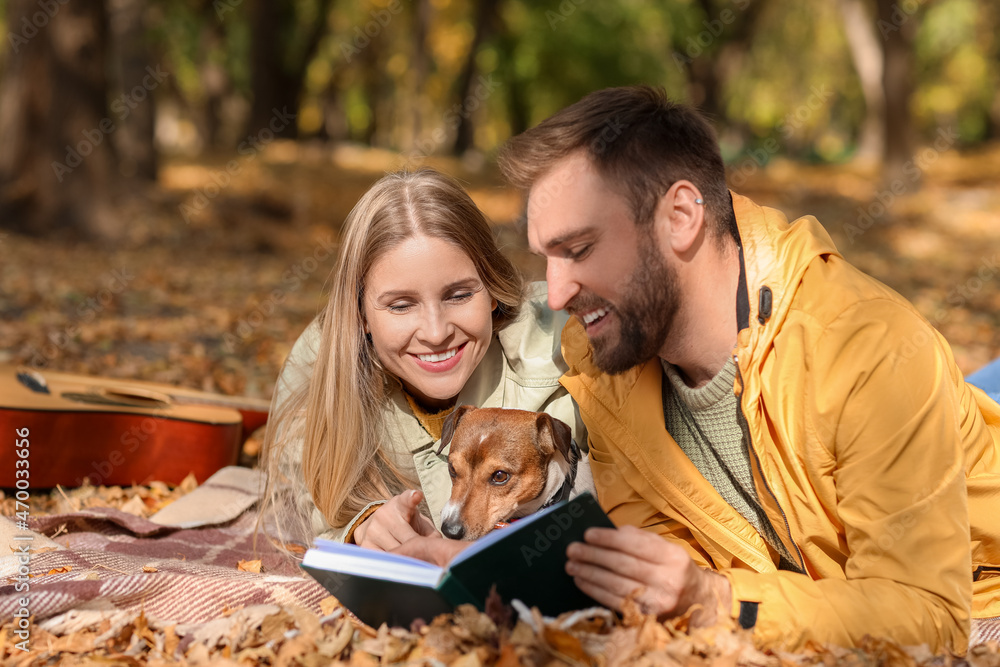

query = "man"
[{"left": 496, "top": 86, "right": 1000, "bottom": 652}]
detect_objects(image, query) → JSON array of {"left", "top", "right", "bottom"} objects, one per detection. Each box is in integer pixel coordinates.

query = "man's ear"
[
  {"left": 438, "top": 405, "right": 475, "bottom": 454},
  {"left": 656, "top": 179, "right": 706, "bottom": 255}
]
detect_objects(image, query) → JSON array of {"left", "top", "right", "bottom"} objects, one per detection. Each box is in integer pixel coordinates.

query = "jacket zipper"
[{"left": 734, "top": 354, "right": 807, "bottom": 574}]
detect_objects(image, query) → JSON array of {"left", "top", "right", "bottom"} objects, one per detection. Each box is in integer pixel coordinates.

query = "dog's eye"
[
  {"left": 490, "top": 470, "right": 510, "bottom": 485},
  {"left": 448, "top": 462, "right": 457, "bottom": 479}
]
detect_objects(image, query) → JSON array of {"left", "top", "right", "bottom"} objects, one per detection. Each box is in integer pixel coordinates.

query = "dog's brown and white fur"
[{"left": 436, "top": 406, "right": 594, "bottom": 541}]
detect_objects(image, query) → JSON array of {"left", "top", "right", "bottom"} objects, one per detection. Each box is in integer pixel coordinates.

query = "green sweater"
[{"left": 661, "top": 357, "right": 795, "bottom": 567}]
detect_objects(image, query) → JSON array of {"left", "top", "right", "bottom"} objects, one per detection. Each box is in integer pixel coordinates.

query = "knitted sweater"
[{"left": 661, "top": 357, "right": 795, "bottom": 567}]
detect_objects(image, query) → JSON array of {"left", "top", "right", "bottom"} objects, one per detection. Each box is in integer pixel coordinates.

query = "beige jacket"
[{"left": 274, "top": 282, "right": 591, "bottom": 542}]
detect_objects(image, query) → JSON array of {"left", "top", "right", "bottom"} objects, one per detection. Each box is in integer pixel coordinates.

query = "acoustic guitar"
[{"left": 0, "top": 365, "right": 271, "bottom": 489}]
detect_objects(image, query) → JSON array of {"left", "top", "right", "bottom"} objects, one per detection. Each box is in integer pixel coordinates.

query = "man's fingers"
[
  {"left": 583, "top": 525, "right": 682, "bottom": 564},
  {"left": 566, "top": 558, "right": 643, "bottom": 600},
  {"left": 568, "top": 540, "right": 650, "bottom": 583},
  {"left": 571, "top": 575, "right": 623, "bottom": 611}
]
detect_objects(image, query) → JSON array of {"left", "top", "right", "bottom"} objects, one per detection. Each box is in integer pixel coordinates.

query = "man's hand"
[
  {"left": 566, "top": 525, "right": 732, "bottom": 628},
  {"left": 393, "top": 535, "right": 469, "bottom": 567},
  {"left": 352, "top": 490, "right": 440, "bottom": 551}
]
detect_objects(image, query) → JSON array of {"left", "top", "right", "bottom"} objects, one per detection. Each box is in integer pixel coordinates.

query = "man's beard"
[{"left": 575, "top": 234, "right": 680, "bottom": 375}]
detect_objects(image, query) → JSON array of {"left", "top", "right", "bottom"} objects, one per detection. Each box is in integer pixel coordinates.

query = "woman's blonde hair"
[{"left": 263, "top": 168, "right": 524, "bottom": 537}]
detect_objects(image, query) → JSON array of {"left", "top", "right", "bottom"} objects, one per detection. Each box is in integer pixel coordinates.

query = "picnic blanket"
[{"left": 0, "top": 467, "right": 329, "bottom": 652}]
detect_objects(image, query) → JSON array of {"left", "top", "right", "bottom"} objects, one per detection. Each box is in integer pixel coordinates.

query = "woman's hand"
[
  {"left": 352, "top": 489, "right": 440, "bottom": 551},
  {"left": 394, "top": 535, "right": 469, "bottom": 567}
]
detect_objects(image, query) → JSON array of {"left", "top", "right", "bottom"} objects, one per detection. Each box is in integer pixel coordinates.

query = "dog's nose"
[{"left": 441, "top": 522, "right": 465, "bottom": 540}]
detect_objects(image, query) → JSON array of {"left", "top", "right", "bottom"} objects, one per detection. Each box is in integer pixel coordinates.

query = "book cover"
[{"left": 301, "top": 492, "right": 614, "bottom": 627}]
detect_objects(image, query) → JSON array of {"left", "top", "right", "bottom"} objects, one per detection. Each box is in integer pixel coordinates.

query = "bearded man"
[{"left": 497, "top": 85, "right": 1000, "bottom": 652}]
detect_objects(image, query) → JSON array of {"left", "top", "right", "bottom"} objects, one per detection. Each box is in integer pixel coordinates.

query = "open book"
[{"left": 301, "top": 492, "right": 614, "bottom": 627}]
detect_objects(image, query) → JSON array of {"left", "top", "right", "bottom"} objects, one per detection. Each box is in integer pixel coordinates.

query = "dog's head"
[{"left": 436, "top": 406, "right": 576, "bottom": 541}]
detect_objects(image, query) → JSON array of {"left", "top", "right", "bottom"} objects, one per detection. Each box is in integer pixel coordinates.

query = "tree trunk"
[
  {"left": 196, "top": 0, "right": 229, "bottom": 149},
  {"left": 108, "top": 0, "right": 157, "bottom": 180},
  {"left": 875, "top": 0, "right": 917, "bottom": 185},
  {"left": 451, "top": 0, "right": 501, "bottom": 156},
  {"left": 835, "top": 0, "right": 885, "bottom": 163},
  {"left": 0, "top": 0, "right": 121, "bottom": 240},
  {"left": 245, "top": 0, "right": 332, "bottom": 141},
  {"left": 408, "top": 0, "right": 433, "bottom": 147},
  {"left": 684, "top": 0, "right": 767, "bottom": 124}
]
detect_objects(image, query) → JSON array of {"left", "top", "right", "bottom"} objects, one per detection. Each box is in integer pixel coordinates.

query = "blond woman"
[{"left": 263, "top": 169, "right": 589, "bottom": 551}]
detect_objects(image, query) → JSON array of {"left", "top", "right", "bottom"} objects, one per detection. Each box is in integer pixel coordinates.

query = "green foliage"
[
  {"left": 913, "top": 0, "right": 998, "bottom": 144},
  {"left": 2, "top": 0, "right": 997, "bottom": 159}
]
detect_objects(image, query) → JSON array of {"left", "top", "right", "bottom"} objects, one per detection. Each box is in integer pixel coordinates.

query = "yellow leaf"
[{"left": 141, "top": 565, "right": 158, "bottom": 573}]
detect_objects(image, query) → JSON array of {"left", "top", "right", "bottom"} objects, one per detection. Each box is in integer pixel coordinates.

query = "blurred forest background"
[{"left": 1, "top": 0, "right": 999, "bottom": 399}]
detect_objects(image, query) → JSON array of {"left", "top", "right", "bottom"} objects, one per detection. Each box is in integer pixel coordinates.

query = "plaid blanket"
[{"left": 0, "top": 467, "right": 328, "bottom": 649}]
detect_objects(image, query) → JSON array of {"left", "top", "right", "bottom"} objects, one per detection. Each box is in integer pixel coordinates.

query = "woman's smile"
[{"left": 411, "top": 343, "right": 466, "bottom": 372}]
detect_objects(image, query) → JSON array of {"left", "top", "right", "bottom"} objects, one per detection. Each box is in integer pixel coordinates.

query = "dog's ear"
[
  {"left": 534, "top": 412, "right": 574, "bottom": 460},
  {"left": 437, "top": 405, "right": 475, "bottom": 454}
]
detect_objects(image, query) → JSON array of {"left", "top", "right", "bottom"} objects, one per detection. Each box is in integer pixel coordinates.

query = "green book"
[{"left": 301, "top": 492, "right": 614, "bottom": 627}]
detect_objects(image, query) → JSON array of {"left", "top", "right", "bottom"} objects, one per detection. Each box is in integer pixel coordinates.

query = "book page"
[{"left": 305, "top": 540, "right": 445, "bottom": 587}]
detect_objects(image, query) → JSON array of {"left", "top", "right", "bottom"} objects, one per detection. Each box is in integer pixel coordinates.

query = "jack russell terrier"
[{"left": 436, "top": 406, "right": 595, "bottom": 541}]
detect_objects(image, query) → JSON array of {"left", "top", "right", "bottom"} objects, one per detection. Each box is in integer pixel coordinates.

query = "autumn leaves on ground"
[{"left": 2, "top": 144, "right": 1000, "bottom": 664}]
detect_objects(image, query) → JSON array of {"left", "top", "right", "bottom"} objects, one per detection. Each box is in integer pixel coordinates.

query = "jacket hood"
[{"left": 732, "top": 192, "right": 842, "bottom": 359}]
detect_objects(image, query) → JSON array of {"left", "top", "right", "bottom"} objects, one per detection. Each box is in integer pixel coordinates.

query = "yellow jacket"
[{"left": 560, "top": 193, "right": 1000, "bottom": 652}]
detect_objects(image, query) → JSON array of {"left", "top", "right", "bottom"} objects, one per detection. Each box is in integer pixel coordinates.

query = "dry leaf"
[
  {"left": 141, "top": 564, "right": 158, "bottom": 573},
  {"left": 319, "top": 595, "right": 341, "bottom": 617},
  {"left": 178, "top": 472, "right": 199, "bottom": 494},
  {"left": 221, "top": 604, "right": 244, "bottom": 616},
  {"left": 43, "top": 566, "right": 72, "bottom": 576},
  {"left": 164, "top": 624, "right": 180, "bottom": 657},
  {"left": 236, "top": 558, "right": 262, "bottom": 573},
  {"left": 118, "top": 494, "right": 148, "bottom": 517},
  {"left": 318, "top": 618, "right": 355, "bottom": 658},
  {"left": 282, "top": 541, "right": 308, "bottom": 556},
  {"left": 543, "top": 625, "right": 589, "bottom": 662}
]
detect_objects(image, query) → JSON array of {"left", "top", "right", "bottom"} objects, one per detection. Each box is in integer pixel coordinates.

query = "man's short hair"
[{"left": 498, "top": 85, "right": 737, "bottom": 243}]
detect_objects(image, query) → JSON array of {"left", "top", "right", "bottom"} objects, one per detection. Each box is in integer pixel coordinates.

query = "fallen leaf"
[
  {"left": 178, "top": 472, "right": 199, "bottom": 494},
  {"left": 142, "top": 564, "right": 158, "bottom": 573},
  {"left": 237, "top": 558, "right": 262, "bottom": 573},
  {"left": 320, "top": 595, "right": 341, "bottom": 617},
  {"left": 118, "top": 494, "right": 147, "bottom": 517}
]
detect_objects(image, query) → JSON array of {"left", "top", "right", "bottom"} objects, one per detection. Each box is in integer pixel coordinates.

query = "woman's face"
[{"left": 363, "top": 234, "right": 497, "bottom": 410}]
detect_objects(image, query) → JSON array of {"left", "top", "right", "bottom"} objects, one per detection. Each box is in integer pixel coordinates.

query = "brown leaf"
[
  {"left": 163, "top": 624, "right": 180, "bottom": 658},
  {"left": 543, "top": 625, "right": 590, "bottom": 663},
  {"left": 141, "top": 564, "right": 158, "bottom": 573},
  {"left": 236, "top": 558, "right": 262, "bottom": 573},
  {"left": 317, "top": 617, "right": 355, "bottom": 658},
  {"left": 319, "top": 595, "right": 341, "bottom": 617}
]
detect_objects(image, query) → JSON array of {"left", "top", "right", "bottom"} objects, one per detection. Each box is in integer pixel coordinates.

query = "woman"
[{"left": 262, "top": 168, "right": 589, "bottom": 551}]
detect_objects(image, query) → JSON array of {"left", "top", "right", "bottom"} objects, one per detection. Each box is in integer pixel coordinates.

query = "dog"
[{"left": 436, "top": 405, "right": 594, "bottom": 541}]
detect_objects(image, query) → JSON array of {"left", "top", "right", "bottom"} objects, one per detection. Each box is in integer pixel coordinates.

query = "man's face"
[{"left": 526, "top": 153, "right": 680, "bottom": 374}]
